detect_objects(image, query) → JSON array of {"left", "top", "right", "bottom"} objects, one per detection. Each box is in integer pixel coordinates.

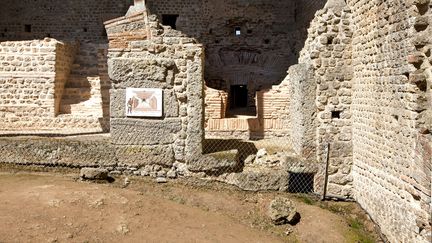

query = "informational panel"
[{"left": 125, "top": 88, "right": 163, "bottom": 117}]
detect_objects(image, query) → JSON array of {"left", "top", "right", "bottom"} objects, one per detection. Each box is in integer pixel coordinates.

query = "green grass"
[{"left": 346, "top": 217, "right": 376, "bottom": 243}]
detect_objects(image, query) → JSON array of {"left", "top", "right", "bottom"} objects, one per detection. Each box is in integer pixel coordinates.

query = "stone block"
[
  {"left": 111, "top": 118, "right": 182, "bottom": 145},
  {"left": 108, "top": 58, "right": 176, "bottom": 88},
  {"left": 115, "top": 145, "right": 175, "bottom": 167},
  {"left": 268, "top": 197, "right": 300, "bottom": 225},
  {"left": 80, "top": 168, "right": 109, "bottom": 181},
  {"left": 188, "top": 150, "right": 240, "bottom": 174},
  {"left": 223, "top": 168, "right": 290, "bottom": 192}
]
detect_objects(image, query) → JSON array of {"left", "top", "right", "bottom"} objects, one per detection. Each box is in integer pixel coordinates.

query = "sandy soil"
[{"left": 0, "top": 171, "right": 379, "bottom": 243}]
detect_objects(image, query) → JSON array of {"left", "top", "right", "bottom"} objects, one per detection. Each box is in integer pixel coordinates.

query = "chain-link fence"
[{"left": 202, "top": 135, "right": 321, "bottom": 194}]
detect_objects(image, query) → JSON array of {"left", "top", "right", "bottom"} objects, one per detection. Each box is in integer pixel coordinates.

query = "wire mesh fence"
[
  {"left": 0, "top": 130, "right": 322, "bottom": 196},
  {"left": 202, "top": 135, "right": 321, "bottom": 194}
]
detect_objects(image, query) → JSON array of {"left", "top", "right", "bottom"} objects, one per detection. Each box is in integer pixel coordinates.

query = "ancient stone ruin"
[{"left": 0, "top": 0, "right": 430, "bottom": 242}]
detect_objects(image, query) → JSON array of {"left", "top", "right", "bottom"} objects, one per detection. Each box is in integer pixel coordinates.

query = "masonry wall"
[
  {"left": 0, "top": 0, "right": 133, "bottom": 43},
  {"left": 299, "top": 5, "right": 354, "bottom": 197},
  {"left": 346, "top": 0, "right": 431, "bottom": 242},
  {"left": 204, "top": 77, "right": 292, "bottom": 140},
  {"left": 0, "top": 39, "right": 70, "bottom": 130},
  {"left": 106, "top": 10, "right": 205, "bottom": 168},
  {"left": 54, "top": 41, "right": 76, "bottom": 115},
  {"left": 147, "top": 0, "right": 327, "bottom": 92},
  {"left": 205, "top": 87, "right": 228, "bottom": 120},
  {"left": 0, "top": 39, "right": 106, "bottom": 133}
]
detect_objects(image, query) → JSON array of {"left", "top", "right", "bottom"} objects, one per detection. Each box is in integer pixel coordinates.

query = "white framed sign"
[{"left": 125, "top": 88, "right": 163, "bottom": 117}]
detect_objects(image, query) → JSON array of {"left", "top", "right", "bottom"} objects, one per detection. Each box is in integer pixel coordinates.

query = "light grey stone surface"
[
  {"left": 80, "top": 168, "right": 109, "bottom": 181},
  {"left": 268, "top": 197, "right": 300, "bottom": 225},
  {"left": 223, "top": 169, "right": 290, "bottom": 192},
  {"left": 108, "top": 58, "right": 176, "bottom": 89},
  {"left": 188, "top": 149, "right": 240, "bottom": 174},
  {"left": 111, "top": 118, "right": 182, "bottom": 145}
]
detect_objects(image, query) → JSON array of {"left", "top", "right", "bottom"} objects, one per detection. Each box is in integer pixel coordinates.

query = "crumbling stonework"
[{"left": 105, "top": 7, "right": 204, "bottom": 168}]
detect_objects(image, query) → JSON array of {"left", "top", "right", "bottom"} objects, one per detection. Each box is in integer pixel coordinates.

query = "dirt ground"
[{"left": 0, "top": 169, "right": 381, "bottom": 243}]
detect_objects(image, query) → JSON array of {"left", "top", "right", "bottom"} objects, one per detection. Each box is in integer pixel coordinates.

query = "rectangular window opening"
[
  {"left": 24, "top": 24, "right": 32, "bottom": 33},
  {"left": 332, "top": 111, "right": 341, "bottom": 119},
  {"left": 162, "top": 14, "right": 179, "bottom": 30},
  {"left": 235, "top": 27, "right": 241, "bottom": 36}
]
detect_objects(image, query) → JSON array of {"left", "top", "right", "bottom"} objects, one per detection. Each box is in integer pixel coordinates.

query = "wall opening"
[
  {"left": 332, "top": 111, "right": 341, "bottom": 119},
  {"left": 235, "top": 27, "right": 241, "bottom": 36},
  {"left": 288, "top": 172, "right": 315, "bottom": 193},
  {"left": 24, "top": 24, "right": 31, "bottom": 33},
  {"left": 230, "top": 85, "right": 248, "bottom": 109},
  {"left": 162, "top": 14, "right": 179, "bottom": 29}
]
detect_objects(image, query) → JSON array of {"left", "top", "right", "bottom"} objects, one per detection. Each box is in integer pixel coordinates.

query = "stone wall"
[
  {"left": 0, "top": 38, "right": 107, "bottom": 133},
  {"left": 299, "top": 4, "right": 354, "bottom": 197},
  {"left": 287, "top": 64, "right": 317, "bottom": 160},
  {"left": 54, "top": 42, "right": 76, "bottom": 114},
  {"left": 147, "top": 0, "right": 327, "bottom": 91},
  {"left": 205, "top": 87, "right": 228, "bottom": 120},
  {"left": 105, "top": 7, "right": 205, "bottom": 168},
  {"left": 0, "top": 0, "right": 133, "bottom": 43},
  {"left": 0, "top": 39, "right": 60, "bottom": 120},
  {"left": 346, "top": 0, "right": 431, "bottom": 241}
]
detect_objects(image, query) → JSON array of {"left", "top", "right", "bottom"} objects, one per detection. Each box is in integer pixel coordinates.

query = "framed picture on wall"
[{"left": 125, "top": 88, "right": 163, "bottom": 117}]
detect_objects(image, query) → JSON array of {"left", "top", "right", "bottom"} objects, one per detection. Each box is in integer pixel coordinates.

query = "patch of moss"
[{"left": 346, "top": 218, "right": 376, "bottom": 243}]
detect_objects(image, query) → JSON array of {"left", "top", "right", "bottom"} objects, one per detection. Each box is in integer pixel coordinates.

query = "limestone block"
[
  {"left": 115, "top": 145, "right": 175, "bottom": 167},
  {"left": 223, "top": 168, "right": 290, "bottom": 192},
  {"left": 108, "top": 58, "right": 176, "bottom": 88},
  {"left": 80, "top": 168, "right": 109, "bottom": 181},
  {"left": 268, "top": 197, "right": 300, "bottom": 225},
  {"left": 187, "top": 150, "right": 240, "bottom": 174},
  {"left": 111, "top": 118, "right": 182, "bottom": 145}
]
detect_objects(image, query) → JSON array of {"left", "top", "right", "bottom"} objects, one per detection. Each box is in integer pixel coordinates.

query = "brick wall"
[{"left": 346, "top": 0, "right": 431, "bottom": 241}]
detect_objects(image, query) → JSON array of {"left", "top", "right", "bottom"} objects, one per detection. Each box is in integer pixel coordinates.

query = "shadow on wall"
[
  {"left": 146, "top": 0, "right": 328, "bottom": 87},
  {"left": 145, "top": 0, "right": 327, "bottom": 141}
]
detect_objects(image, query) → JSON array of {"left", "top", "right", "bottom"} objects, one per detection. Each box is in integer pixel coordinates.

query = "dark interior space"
[
  {"left": 288, "top": 172, "right": 315, "bottom": 193},
  {"left": 162, "top": 14, "right": 179, "bottom": 30},
  {"left": 230, "top": 85, "right": 248, "bottom": 109},
  {"left": 147, "top": 0, "right": 328, "bottom": 91}
]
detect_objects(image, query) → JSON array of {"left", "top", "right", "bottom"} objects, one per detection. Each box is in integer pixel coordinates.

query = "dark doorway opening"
[
  {"left": 230, "top": 85, "right": 248, "bottom": 109},
  {"left": 288, "top": 172, "right": 315, "bottom": 193},
  {"left": 162, "top": 14, "right": 179, "bottom": 30},
  {"left": 24, "top": 24, "right": 32, "bottom": 33}
]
